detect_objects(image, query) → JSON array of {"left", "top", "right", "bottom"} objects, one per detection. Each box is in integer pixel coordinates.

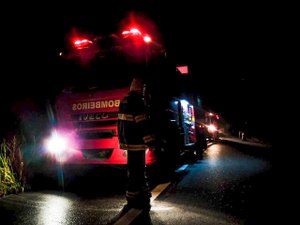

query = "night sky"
[{"left": 1, "top": 2, "right": 278, "bottom": 142}]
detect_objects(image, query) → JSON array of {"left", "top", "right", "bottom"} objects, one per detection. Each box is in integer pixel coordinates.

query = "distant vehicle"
[{"left": 198, "top": 112, "right": 220, "bottom": 143}]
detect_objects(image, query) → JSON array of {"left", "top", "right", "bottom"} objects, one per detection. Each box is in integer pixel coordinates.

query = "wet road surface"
[{"left": 0, "top": 140, "right": 275, "bottom": 224}]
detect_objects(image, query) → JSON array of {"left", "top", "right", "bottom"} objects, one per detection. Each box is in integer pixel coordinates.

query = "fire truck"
[
  {"left": 45, "top": 79, "right": 198, "bottom": 168},
  {"left": 195, "top": 110, "right": 220, "bottom": 145},
  {"left": 44, "top": 28, "right": 201, "bottom": 169}
]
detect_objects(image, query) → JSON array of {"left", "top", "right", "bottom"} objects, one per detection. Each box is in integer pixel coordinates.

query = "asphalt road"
[{"left": 0, "top": 139, "right": 275, "bottom": 225}]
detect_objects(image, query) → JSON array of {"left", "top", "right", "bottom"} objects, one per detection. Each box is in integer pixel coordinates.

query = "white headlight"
[
  {"left": 45, "top": 131, "right": 67, "bottom": 155},
  {"left": 208, "top": 124, "right": 217, "bottom": 132}
]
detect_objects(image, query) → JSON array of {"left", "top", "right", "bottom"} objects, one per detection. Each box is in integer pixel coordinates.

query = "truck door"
[{"left": 179, "top": 99, "right": 196, "bottom": 146}]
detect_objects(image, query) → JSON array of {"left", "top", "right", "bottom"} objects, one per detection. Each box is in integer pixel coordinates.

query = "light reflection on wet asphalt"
[{"left": 0, "top": 141, "right": 274, "bottom": 225}]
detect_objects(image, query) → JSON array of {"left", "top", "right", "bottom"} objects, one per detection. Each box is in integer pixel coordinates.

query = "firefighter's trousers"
[{"left": 126, "top": 150, "right": 151, "bottom": 208}]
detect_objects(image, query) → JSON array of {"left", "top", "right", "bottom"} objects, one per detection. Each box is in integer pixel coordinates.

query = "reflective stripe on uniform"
[
  {"left": 143, "top": 135, "right": 155, "bottom": 143},
  {"left": 135, "top": 114, "right": 147, "bottom": 123},
  {"left": 120, "top": 143, "right": 148, "bottom": 150},
  {"left": 118, "top": 113, "right": 134, "bottom": 121}
]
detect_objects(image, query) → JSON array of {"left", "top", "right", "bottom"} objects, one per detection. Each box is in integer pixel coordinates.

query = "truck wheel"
[{"left": 152, "top": 144, "right": 179, "bottom": 181}]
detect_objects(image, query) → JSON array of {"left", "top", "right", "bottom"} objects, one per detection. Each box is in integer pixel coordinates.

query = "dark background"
[{"left": 1, "top": 1, "right": 280, "bottom": 143}]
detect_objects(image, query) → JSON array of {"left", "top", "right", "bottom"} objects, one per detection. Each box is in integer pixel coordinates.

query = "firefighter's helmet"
[{"left": 130, "top": 78, "right": 144, "bottom": 93}]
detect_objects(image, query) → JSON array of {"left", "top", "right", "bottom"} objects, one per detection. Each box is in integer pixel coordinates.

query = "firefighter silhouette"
[{"left": 118, "top": 77, "right": 155, "bottom": 210}]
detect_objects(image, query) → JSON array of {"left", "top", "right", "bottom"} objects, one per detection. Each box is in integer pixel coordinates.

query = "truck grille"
[
  {"left": 71, "top": 112, "right": 118, "bottom": 121},
  {"left": 78, "top": 130, "right": 116, "bottom": 139},
  {"left": 74, "top": 120, "right": 118, "bottom": 128},
  {"left": 81, "top": 149, "right": 113, "bottom": 160}
]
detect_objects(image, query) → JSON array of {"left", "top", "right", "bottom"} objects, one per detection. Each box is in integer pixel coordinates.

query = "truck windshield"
[
  {"left": 54, "top": 45, "right": 172, "bottom": 94},
  {"left": 55, "top": 55, "right": 139, "bottom": 92}
]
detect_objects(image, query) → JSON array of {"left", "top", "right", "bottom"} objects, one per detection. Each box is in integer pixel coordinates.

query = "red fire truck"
[
  {"left": 44, "top": 28, "right": 199, "bottom": 168},
  {"left": 196, "top": 111, "right": 220, "bottom": 144},
  {"left": 44, "top": 83, "right": 197, "bottom": 167}
]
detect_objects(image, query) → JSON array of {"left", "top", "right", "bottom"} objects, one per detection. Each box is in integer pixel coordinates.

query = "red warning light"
[
  {"left": 122, "top": 28, "right": 142, "bottom": 36},
  {"left": 73, "top": 38, "right": 93, "bottom": 50},
  {"left": 143, "top": 35, "right": 152, "bottom": 43}
]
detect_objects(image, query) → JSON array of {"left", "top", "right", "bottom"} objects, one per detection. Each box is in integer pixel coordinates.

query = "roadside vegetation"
[
  {"left": 1, "top": 100, "right": 55, "bottom": 197},
  {"left": 0, "top": 136, "right": 26, "bottom": 197}
]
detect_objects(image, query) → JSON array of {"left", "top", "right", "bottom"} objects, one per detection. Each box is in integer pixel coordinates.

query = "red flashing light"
[
  {"left": 73, "top": 38, "right": 93, "bottom": 50},
  {"left": 122, "top": 28, "right": 142, "bottom": 36},
  {"left": 122, "top": 28, "right": 152, "bottom": 43},
  {"left": 143, "top": 35, "right": 152, "bottom": 43}
]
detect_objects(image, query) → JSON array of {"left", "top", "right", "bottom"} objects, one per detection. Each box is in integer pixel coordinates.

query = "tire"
[{"left": 151, "top": 140, "right": 180, "bottom": 181}]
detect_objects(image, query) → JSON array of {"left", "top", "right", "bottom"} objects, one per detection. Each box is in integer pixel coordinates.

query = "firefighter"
[{"left": 117, "top": 77, "right": 155, "bottom": 211}]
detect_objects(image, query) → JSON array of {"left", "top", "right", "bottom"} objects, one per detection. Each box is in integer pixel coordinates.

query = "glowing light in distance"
[{"left": 207, "top": 124, "right": 217, "bottom": 132}]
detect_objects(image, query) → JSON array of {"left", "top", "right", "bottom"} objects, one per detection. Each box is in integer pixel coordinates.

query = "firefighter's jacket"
[{"left": 118, "top": 91, "right": 155, "bottom": 151}]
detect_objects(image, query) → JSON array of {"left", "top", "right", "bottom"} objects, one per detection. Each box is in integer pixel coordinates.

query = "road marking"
[
  {"left": 207, "top": 142, "right": 213, "bottom": 147},
  {"left": 113, "top": 182, "right": 172, "bottom": 225},
  {"left": 175, "top": 164, "right": 188, "bottom": 172},
  {"left": 113, "top": 164, "right": 191, "bottom": 225},
  {"left": 113, "top": 208, "right": 142, "bottom": 225},
  {"left": 151, "top": 182, "right": 171, "bottom": 202}
]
